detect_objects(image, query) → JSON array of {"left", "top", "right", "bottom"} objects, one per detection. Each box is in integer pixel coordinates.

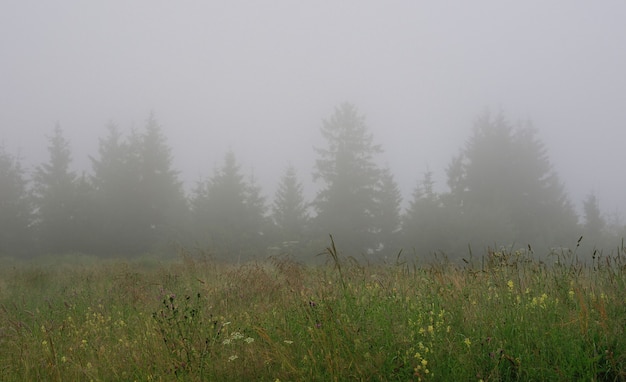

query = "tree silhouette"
[
  {"left": 272, "top": 164, "right": 309, "bottom": 240},
  {"left": 373, "top": 166, "right": 402, "bottom": 253},
  {"left": 312, "top": 103, "right": 383, "bottom": 254},
  {"left": 89, "top": 123, "right": 138, "bottom": 254},
  {"left": 582, "top": 192, "right": 606, "bottom": 248},
  {"left": 444, "top": 111, "right": 578, "bottom": 254},
  {"left": 89, "top": 115, "right": 186, "bottom": 255},
  {"left": 32, "top": 124, "right": 85, "bottom": 254},
  {"left": 242, "top": 172, "right": 270, "bottom": 248},
  {"left": 403, "top": 169, "right": 452, "bottom": 256},
  {"left": 191, "top": 150, "right": 266, "bottom": 258},
  {"left": 0, "top": 146, "right": 33, "bottom": 257},
  {"left": 135, "top": 113, "right": 187, "bottom": 250}
]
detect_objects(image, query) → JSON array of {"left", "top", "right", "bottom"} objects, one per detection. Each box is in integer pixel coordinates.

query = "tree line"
[{"left": 0, "top": 104, "right": 620, "bottom": 261}]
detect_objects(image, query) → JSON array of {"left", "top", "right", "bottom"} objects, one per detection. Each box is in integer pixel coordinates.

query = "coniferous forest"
[{"left": 0, "top": 104, "right": 622, "bottom": 262}]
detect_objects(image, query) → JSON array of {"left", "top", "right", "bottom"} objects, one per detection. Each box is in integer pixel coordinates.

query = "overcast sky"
[{"left": 1, "top": 1, "right": 625, "bottom": 220}]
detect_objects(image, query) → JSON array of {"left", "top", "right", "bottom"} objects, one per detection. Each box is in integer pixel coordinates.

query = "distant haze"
[{"left": 2, "top": 2, "right": 625, "bottom": 219}]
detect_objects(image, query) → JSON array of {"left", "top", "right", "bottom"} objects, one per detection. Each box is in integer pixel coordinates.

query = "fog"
[{"left": 2, "top": 1, "right": 625, "bottom": 218}]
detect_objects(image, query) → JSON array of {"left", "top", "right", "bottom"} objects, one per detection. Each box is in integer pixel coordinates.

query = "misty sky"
[{"left": 1, "top": 2, "right": 625, "bottom": 219}]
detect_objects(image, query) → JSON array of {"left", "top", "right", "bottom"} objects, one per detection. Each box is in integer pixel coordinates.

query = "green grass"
[{"left": 1, "top": 245, "right": 625, "bottom": 381}]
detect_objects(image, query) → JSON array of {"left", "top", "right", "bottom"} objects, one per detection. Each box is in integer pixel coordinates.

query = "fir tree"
[
  {"left": 444, "top": 111, "right": 578, "bottom": 254},
  {"left": 191, "top": 150, "right": 266, "bottom": 258},
  {"left": 403, "top": 169, "right": 452, "bottom": 256},
  {"left": 272, "top": 165, "right": 309, "bottom": 240},
  {"left": 32, "top": 124, "right": 81, "bottom": 254},
  {"left": 0, "top": 146, "right": 33, "bottom": 257},
  {"left": 89, "top": 115, "right": 186, "bottom": 255},
  {"left": 582, "top": 192, "right": 606, "bottom": 246},
  {"left": 373, "top": 166, "right": 402, "bottom": 253},
  {"left": 312, "top": 103, "right": 383, "bottom": 253}
]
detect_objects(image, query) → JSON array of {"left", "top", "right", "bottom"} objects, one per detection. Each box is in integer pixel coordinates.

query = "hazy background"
[{"left": 2, "top": 1, "right": 625, "bottom": 219}]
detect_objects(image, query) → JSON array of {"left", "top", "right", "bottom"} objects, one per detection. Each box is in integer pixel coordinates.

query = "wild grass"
[{"left": 0, "top": 242, "right": 625, "bottom": 381}]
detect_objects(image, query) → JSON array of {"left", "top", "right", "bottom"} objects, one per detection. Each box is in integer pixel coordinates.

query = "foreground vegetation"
[{"left": 1, "top": 243, "right": 625, "bottom": 381}]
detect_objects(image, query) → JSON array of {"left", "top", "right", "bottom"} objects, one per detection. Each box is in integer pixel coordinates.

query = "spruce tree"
[
  {"left": 582, "top": 192, "right": 606, "bottom": 247},
  {"left": 312, "top": 103, "right": 383, "bottom": 253},
  {"left": 0, "top": 146, "right": 33, "bottom": 257},
  {"left": 402, "top": 170, "right": 451, "bottom": 256},
  {"left": 90, "top": 123, "right": 139, "bottom": 254},
  {"left": 191, "top": 150, "right": 266, "bottom": 258},
  {"left": 90, "top": 115, "right": 186, "bottom": 255},
  {"left": 243, "top": 173, "right": 269, "bottom": 249},
  {"left": 32, "top": 124, "right": 81, "bottom": 254},
  {"left": 135, "top": 113, "right": 187, "bottom": 250},
  {"left": 373, "top": 166, "right": 402, "bottom": 253},
  {"left": 444, "top": 111, "right": 578, "bottom": 254},
  {"left": 272, "top": 165, "right": 309, "bottom": 241}
]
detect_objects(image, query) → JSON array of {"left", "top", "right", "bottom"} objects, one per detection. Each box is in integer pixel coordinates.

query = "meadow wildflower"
[
  {"left": 413, "top": 350, "right": 430, "bottom": 379},
  {"left": 3, "top": 248, "right": 625, "bottom": 381}
]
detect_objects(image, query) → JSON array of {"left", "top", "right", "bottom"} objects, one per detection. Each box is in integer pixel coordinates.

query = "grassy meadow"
[{"left": 1, "top": 243, "right": 625, "bottom": 381}]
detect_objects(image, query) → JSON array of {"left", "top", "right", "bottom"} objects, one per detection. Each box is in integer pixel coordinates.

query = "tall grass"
[{"left": 0, "top": 243, "right": 625, "bottom": 381}]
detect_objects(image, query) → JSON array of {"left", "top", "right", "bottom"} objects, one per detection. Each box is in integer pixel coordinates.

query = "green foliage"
[
  {"left": 191, "top": 150, "right": 268, "bottom": 258},
  {"left": 133, "top": 114, "right": 188, "bottom": 251},
  {"left": 438, "top": 111, "right": 579, "bottom": 256},
  {"left": 244, "top": 173, "right": 270, "bottom": 240},
  {"left": 583, "top": 192, "right": 606, "bottom": 243},
  {"left": 1, "top": 244, "right": 625, "bottom": 381},
  {"left": 272, "top": 164, "right": 309, "bottom": 239},
  {"left": 89, "top": 116, "right": 187, "bottom": 256},
  {"left": 152, "top": 291, "right": 220, "bottom": 377},
  {"left": 313, "top": 103, "right": 384, "bottom": 253},
  {"left": 373, "top": 166, "right": 403, "bottom": 253},
  {"left": 89, "top": 123, "right": 141, "bottom": 254},
  {"left": 403, "top": 169, "right": 452, "bottom": 256},
  {"left": 0, "top": 146, "right": 32, "bottom": 257},
  {"left": 0, "top": 106, "right": 614, "bottom": 260},
  {"left": 32, "top": 124, "right": 91, "bottom": 255}
]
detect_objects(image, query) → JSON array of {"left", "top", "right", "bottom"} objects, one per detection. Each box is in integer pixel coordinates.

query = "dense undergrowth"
[{"left": 1, "top": 242, "right": 625, "bottom": 381}]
